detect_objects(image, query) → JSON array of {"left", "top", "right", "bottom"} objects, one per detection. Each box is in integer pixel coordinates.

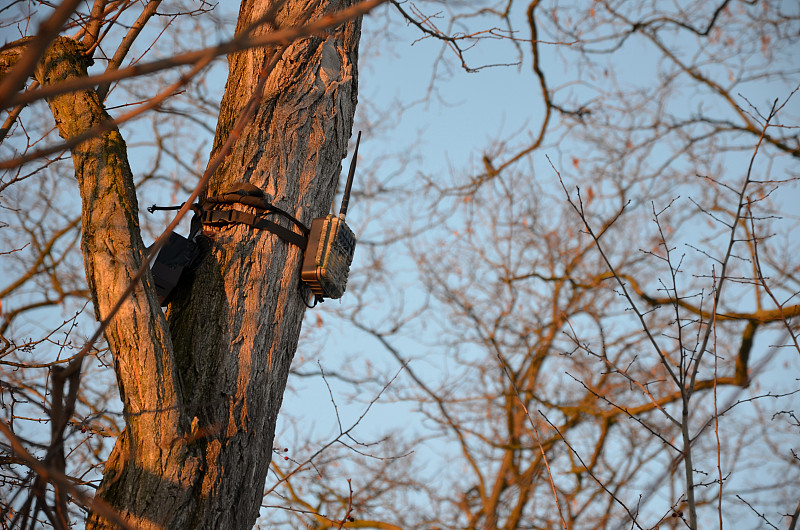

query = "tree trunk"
[{"left": 8, "top": 0, "right": 361, "bottom": 528}]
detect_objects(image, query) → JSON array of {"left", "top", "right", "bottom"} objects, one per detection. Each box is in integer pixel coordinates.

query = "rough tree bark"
[{"left": 2, "top": 0, "right": 362, "bottom": 528}]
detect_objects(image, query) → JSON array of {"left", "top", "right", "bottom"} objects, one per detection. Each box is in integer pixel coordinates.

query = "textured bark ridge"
[{"left": 85, "top": 1, "right": 362, "bottom": 528}]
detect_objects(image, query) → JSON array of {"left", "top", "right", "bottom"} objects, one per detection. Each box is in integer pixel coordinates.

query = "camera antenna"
[{"left": 338, "top": 130, "right": 361, "bottom": 220}]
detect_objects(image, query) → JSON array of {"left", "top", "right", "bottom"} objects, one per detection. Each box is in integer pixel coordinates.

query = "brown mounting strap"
[
  {"left": 198, "top": 183, "right": 309, "bottom": 248},
  {"left": 203, "top": 183, "right": 309, "bottom": 238},
  {"left": 148, "top": 183, "right": 310, "bottom": 248},
  {"left": 199, "top": 207, "right": 308, "bottom": 248}
]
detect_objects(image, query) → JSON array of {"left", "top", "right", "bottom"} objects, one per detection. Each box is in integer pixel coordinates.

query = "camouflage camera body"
[{"left": 300, "top": 214, "right": 356, "bottom": 300}]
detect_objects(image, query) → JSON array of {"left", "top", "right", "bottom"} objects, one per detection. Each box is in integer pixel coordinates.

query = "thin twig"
[{"left": 0, "top": 420, "right": 135, "bottom": 530}]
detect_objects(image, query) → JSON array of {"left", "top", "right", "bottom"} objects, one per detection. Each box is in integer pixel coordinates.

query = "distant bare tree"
[{"left": 278, "top": 1, "right": 800, "bottom": 529}]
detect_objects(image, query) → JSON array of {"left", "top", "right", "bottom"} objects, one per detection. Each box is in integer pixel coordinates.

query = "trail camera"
[
  {"left": 148, "top": 132, "right": 363, "bottom": 306},
  {"left": 301, "top": 131, "right": 361, "bottom": 301}
]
